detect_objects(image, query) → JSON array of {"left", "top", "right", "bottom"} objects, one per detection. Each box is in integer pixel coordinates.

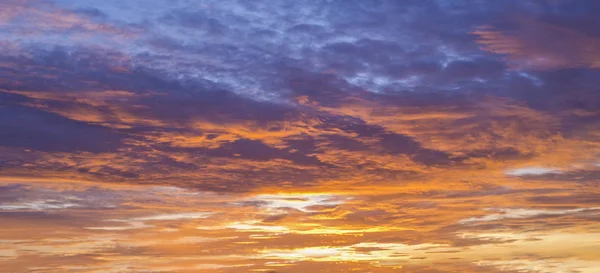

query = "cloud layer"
[{"left": 1, "top": 0, "right": 600, "bottom": 272}]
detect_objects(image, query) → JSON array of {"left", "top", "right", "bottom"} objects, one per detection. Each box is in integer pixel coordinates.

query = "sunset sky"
[{"left": 1, "top": 0, "right": 600, "bottom": 272}]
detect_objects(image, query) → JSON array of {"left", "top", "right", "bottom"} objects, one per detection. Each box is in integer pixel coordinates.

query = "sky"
[{"left": 1, "top": 0, "right": 600, "bottom": 272}]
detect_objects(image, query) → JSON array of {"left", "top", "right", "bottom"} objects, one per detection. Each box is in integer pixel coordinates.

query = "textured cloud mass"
[{"left": 1, "top": 0, "right": 600, "bottom": 272}]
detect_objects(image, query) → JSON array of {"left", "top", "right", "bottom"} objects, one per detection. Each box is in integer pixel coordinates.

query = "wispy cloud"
[
  {"left": 459, "top": 207, "right": 600, "bottom": 224},
  {"left": 505, "top": 167, "right": 562, "bottom": 176}
]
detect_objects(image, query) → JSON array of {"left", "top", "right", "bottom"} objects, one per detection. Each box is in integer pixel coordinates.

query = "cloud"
[
  {"left": 0, "top": 201, "right": 79, "bottom": 211},
  {"left": 81, "top": 211, "right": 214, "bottom": 230},
  {"left": 505, "top": 167, "right": 562, "bottom": 176},
  {"left": 459, "top": 207, "right": 600, "bottom": 224},
  {"left": 85, "top": 221, "right": 150, "bottom": 231},
  {"left": 2, "top": 0, "right": 600, "bottom": 272},
  {"left": 473, "top": 18, "right": 600, "bottom": 70},
  {"left": 242, "top": 193, "right": 348, "bottom": 212},
  {"left": 0, "top": 103, "right": 124, "bottom": 153},
  {"left": 133, "top": 212, "right": 213, "bottom": 221}
]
